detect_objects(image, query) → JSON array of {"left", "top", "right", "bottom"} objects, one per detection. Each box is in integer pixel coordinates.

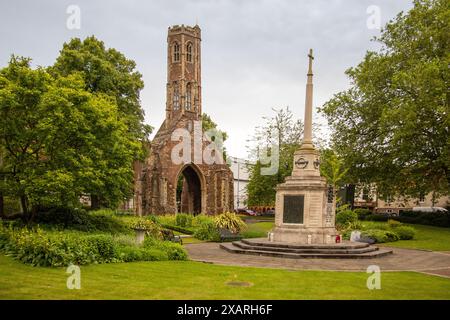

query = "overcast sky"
[{"left": 0, "top": 0, "right": 413, "bottom": 158}]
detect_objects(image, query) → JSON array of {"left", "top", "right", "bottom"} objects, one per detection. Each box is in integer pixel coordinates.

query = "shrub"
[
  {"left": 0, "top": 219, "right": 189, "bottom": 266},
  {"left": 175, "top": 213, "right": 193, "bottom": 227},
  {"left": 340, "top": 220, "right": 364, "bottom": 233},
  {"left": 156, "top": 215, "right": 176, "bottom": 226},
  {"left": 143, "top": 237, "right": 188, "bottom": 260},
  {"left": 0, "top": 224, "right": 121, "bottom": 266},
  {"left": 336, "top": 210, "right": 358, "bottom": 228},
  {"left": 387, "top": 219, "right": 403, "bottom": 228},
  {"left": 116, "top": 245, "right": 168, "bottom": 262},
  {"left": 354, "top": 208, "right": 371, "bottom": 220},
  {"left": 3, "top": 197, "right": 22, "bottom": 216},
  {"left": 34, "top": 207, "right": 129, "bottom": 233},
  {"left": 365, "top": 214, "right": 390, "bottom": 222},
  {"left": 193, "top": 220, "right": 220, "bottom": 241},
  {"left": 398, "top": 211, "right": 450, "bottom": 228},
  {"left": 83, "top": 234, "right": 117, "bottom": 261},
  {"left": 192, "top": 214, "right": 214, "bottom": 227},
  {"left": 395, "top": 226, "right": 416, "bottom": 240},
  {"left": 360, "top": 229, "right": 399, "bottom": 243},
  {"left": 214, "top": 212, "right": 246, "bottom": 234}
]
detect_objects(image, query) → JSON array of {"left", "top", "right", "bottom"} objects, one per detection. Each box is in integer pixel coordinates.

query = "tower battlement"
[{"left": 168, "top": 24, "right": 201, "bottom": 38}]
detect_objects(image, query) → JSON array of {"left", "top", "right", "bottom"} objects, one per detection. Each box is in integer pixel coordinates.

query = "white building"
[{"left": 228, "top": 157, "right": 253, "bottom": 209}]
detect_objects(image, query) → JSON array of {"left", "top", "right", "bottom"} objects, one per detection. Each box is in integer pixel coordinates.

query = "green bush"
[
  {"left": 395, "top": 226, "right": 416, "bottom": 240},
  {"left": 214, "top": 212, "right": 246, "bottom": 234},
  {"left": 365, "top": 214, "right": 390, "bottom": 222},
  {"left": 192, "top": 214, "right": 214, "bottom": 227},
  {"left": 361, "top": 229, "right": 399, "bottom": 243},
  {"left": 193, "top": 220, "right": 220, "bottom": 241},
  {"left": 387, "top": 219, "right": 403, "bottom": 228},
  {"left": 0, "top": 224, "right": 120, "bottom": 266},
  {"left": 398, "top": 211, "right": 450, "bottom": 228},
  {"left": 175, "top": 213, "right": 193, "bottom": 227},
  {"left": 156, "top": 215, "right": 176, "bottom": 226},
  {"left": 34, "top": 207, "right": 129, "bottom": 234},
  {"left": 2, "top": 197, "right": 22, "bottom": 216},
  {"left": 116, "top": 245, "right": 168, "bottom": 262},
  {"left": 336, "top": 210, "right": 358, "bottom": 227},
  {"left": 0, "top": 222, "right": 187, "bottom": 266},
  {"left": 354, "top": 208, "right": 371, "bottom": 220},
  {"left": 143, "top": 237, "right": 188, "bottom": 260}
]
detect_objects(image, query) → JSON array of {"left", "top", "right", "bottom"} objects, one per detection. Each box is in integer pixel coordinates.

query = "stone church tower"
[{"left": 139, "top": 25, "right": 234, "bottom": 215}]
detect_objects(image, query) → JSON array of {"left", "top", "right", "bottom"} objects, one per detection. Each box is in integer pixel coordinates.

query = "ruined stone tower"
[{"left": 139, "top": 25, "right": 234, "bottom": 215}]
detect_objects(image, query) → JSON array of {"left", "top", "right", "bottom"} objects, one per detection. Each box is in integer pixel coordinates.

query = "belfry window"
[
  {"left": 186, "top": 83, "right": 192, "bottom": 110},
  {"left": 173, "top": 84, "right": 180, "bottom": 110},
  {"left": 186, "top": 43, "right": 193, "bottom": 62},
  {"left": 173, "top": 42, "right": 180, "bottom": 62}
]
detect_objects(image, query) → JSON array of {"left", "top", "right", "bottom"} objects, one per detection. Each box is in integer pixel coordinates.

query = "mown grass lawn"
[
  {"left": 241, "top": 220, "right": 450, "bottom": 252},
  {"left": 0, "top": 254, "right": 449, "bottom": 300},
  {"left": 241, "top": 221, "right": 274, "bottom": 238},
  {"left": 376, "top": 224, "right": 450, "bottom": 251}
]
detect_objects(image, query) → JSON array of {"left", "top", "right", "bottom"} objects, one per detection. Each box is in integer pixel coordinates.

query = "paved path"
[{"left": 185, "top": 243, "right": 450, "bottom": 278}]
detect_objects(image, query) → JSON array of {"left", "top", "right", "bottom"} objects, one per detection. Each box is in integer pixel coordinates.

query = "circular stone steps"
[{"left": 220, "top": 238, "right": 393, "bottom": 259}]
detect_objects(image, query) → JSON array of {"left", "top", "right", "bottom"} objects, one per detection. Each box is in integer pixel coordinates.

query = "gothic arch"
[{"left": 174, "top": 163, "right": 206, "bottom": 214}]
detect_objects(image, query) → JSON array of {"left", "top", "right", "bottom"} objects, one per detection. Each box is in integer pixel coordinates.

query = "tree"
[
  {"left": 320, "top": 0, "right": 449, "bottom": 200},
  {"left": 49, "top": 36, "right": 152, "bottom": 207},
  {"left": 0, "top": 56, "right": 141, "bottom": 221},
  {"left": 201, "top": 113, "right": 229, "bottom": 161},
  {"left": 246, "top": 107, "right": 303, "bottom": 206},
  {"left": 320, "top": 149, "right": 350, "bottom": 206}
]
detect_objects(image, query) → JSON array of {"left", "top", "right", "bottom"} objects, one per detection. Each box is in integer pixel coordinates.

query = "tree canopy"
[
  {"left": 0, "top": 42, "right": 146, "bottom": 220},
  {"left": 320, "top": 0, "right": 449, "bottom": 200},
  {"left": 246, "top": 107, "right": 303, "bottom": 206}
]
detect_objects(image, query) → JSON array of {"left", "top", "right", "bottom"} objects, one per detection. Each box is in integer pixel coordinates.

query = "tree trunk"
[
  {"left": 20, "top": 195, "right": 29, "bottom": 221},
  {"left": 0, "top": 192, "right": 4, "bottom": 218},
  {"left": 91, "top": 194, "right": 100, "bottom": 210}
]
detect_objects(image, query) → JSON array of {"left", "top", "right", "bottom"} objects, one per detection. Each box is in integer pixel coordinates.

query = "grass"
[
  {"left": 356, "top": 221, "right": 450, "bottom": 251},
  {"left": 0, "top": 254, "right": 449, "bottom": 300},
  {"left": 377, "top": 224, "right": 450, "bottom": 251},
  {"left": 238, "top": 220, "right": 450, "bottom": 251},
  {"left": 241, "top": 221, "right": 274, "bottom": 238}
]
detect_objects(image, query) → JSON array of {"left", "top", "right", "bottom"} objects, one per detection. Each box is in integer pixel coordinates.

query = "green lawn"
[
  {"left": 0, "top": 254, "right": 449, "bottom": 300},
  {"left": 240, "top": 221, "right": 450, "bottom": 251},
  {"left": 377, "top": 224, "right": 450, "bottom": 251},
  {"left": 241, "top": 221, "right": 274, "bottom": 238}
]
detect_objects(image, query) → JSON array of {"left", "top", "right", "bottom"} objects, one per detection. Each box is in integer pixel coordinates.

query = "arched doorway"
[{"left": 176, "top": 165, "right": 204, "bottom": 215}]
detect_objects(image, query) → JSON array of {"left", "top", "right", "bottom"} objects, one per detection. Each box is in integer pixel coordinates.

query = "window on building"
[
  {"left": 173, "top": 84, "right": 180, "bottom": 110},
  {"left": 173, "top": 42, "right": 180, "bottom": 62},
  {"left": 186, "top": 83, "right": 192, "bottom": 110},
  {"left": 186, "top": 43, "right": 192, "bottom": 62},
  {"left": 419, "top": 192, "right": 425, "bottom": 203},
  {"left": 362, "top": 187, "right": 369, "bottom": 201}
]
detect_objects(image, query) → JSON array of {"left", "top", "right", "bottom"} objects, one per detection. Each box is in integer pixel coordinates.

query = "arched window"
[
  {"left": 186, "top": 43, "right": 193, "bottom": 62},
  {"left": 173, "top": 83, "right": 180, "bottom": 110},
  {"left": 186, "top": 83, "right": 192, "bottom": 110},
  {"left": 173, "top": 42, "right": 180, "bottom": 62}
]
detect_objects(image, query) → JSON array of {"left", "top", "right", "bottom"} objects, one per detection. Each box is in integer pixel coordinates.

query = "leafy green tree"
[
  {"left": 320, "top": 0, "right": 449, "bottom": 200},
  {"left": 201, "top": 113, "right": 229, "bottom": 161},
  {"left": 246, "top": 107, "right": 303, "bottom": 206},
  {"left": 49, "top": 36, "right": 152, "bottom": 207},
  {"left": 0, "top": 56, "right": 140, "bottom": 221},
  {"left": 320, "top": 149, "right": 350, "bottom": 205}
]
